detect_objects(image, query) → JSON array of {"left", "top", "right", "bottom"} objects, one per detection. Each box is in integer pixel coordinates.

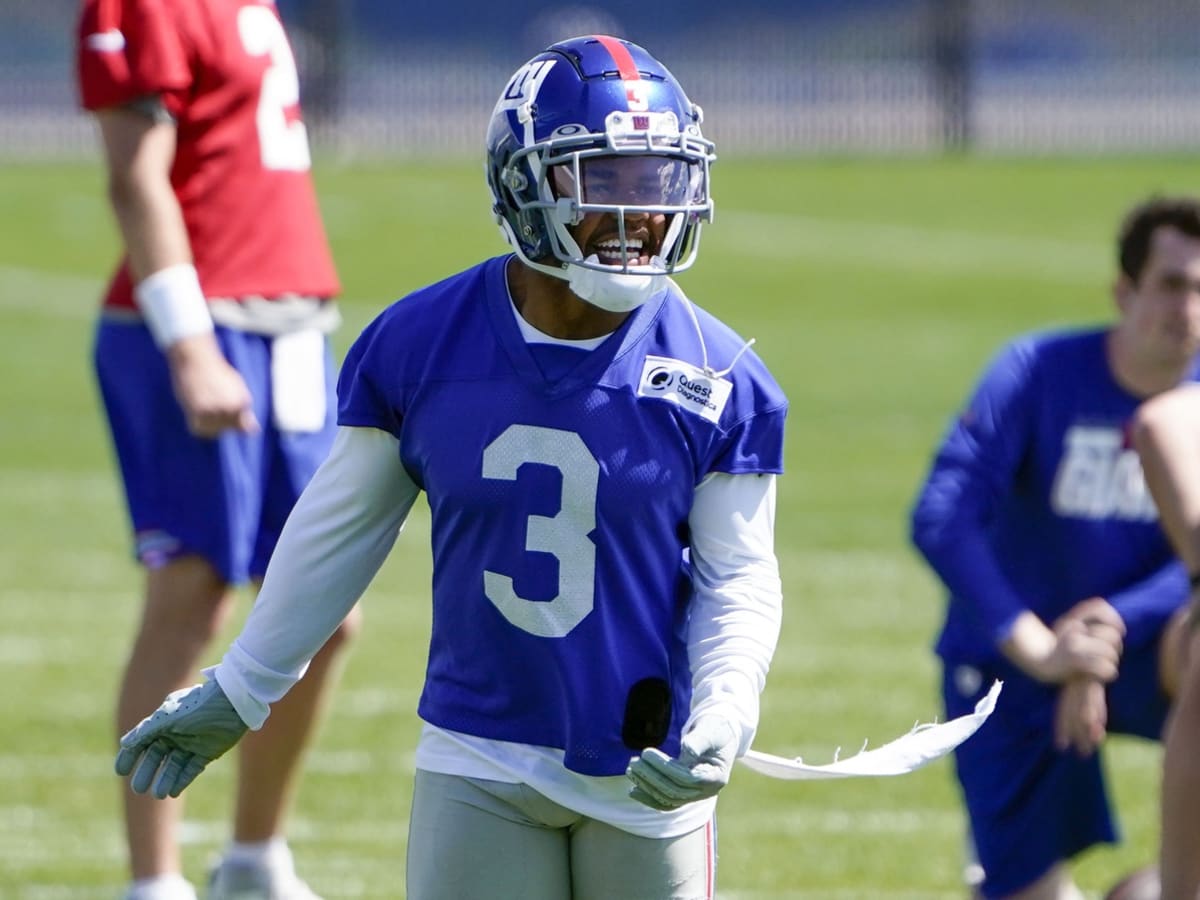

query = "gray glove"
[
  {"left": 114, "top": 680, "right": 249, "bottom": 799},
  {"left": 626, "top": 716, "right": 739, "bottom": 811}
]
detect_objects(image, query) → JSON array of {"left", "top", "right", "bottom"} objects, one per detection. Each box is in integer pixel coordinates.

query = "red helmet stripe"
[
  {"left": 96, "top": 0, "right": 120, "bottom": 32},
  {"left": 593, "top": 35, "right": 640, "bottom": 83}
]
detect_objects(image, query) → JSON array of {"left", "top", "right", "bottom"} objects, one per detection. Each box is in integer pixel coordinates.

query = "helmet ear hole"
[{"left": 501, "top": 167, "right": 528, "bottom": 194}]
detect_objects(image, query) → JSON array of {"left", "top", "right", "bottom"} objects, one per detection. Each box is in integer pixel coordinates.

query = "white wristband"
[{"left": 133, "top": 263, "right": 214, "bottom": 348}]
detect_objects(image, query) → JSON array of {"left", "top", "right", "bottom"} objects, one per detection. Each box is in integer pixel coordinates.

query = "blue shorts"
[
  {"left": 94, "top": 319, "right": 337, "bottom": 585},
  {"left": 943, "top": 643, "right": 1170, "bottom": 898}
]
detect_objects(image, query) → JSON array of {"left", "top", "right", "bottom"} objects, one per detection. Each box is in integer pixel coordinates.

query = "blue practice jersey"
[
  {"left": 912, "top": 328, "right": 1197, "bottom": 666},
  {"left": 338, "top": 255, "right": 787, "bottom": 776}
]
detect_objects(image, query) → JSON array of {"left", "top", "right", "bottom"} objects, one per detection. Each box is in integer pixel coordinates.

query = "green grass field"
[{"left": 3, "top": 155, "right": 1198, "bottom": 898}]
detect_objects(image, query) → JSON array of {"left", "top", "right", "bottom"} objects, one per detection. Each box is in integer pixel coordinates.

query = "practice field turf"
[{"left": 2, "top": 156, "right": 1197, "bottom": 898}]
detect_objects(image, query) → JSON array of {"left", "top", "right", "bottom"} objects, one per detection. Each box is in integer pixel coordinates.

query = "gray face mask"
[{"left": 566, "top": 255, "right": 667, "bottom": 312}]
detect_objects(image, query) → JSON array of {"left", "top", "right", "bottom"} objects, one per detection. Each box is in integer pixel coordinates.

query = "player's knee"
[
  {"left": 1159, "top": 604, "right": 1197, "bottom": 700},
  {"left": 1001, "top": 864, "right": 1080, "bottom": 900},
  {"left": 140, "top": 578, "right": 235, "bottom": 649}
]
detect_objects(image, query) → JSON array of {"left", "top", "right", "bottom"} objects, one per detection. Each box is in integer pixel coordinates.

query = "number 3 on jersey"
[
  {"left": 237, "top": 5, "right": 311, "bottom": 172},
  {"left": 482, "top": 425, "right": 598, "bottom": 638}
]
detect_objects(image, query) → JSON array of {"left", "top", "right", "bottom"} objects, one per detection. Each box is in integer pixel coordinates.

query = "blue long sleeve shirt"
[{"left": 911, "top": 328, "right": 1194, "bottom": 667}]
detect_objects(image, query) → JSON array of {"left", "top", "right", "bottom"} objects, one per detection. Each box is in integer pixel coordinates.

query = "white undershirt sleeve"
[
  {"left": 685, "top": 472, "right": 783, "bottom": 756},
  {"left": 211, "top": 425, "right": 420, "bottom": 728}
]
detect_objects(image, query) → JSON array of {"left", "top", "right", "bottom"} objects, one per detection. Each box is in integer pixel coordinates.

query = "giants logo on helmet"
[{"left": 497, "top": 59, "right": 556, "bottom": 110}]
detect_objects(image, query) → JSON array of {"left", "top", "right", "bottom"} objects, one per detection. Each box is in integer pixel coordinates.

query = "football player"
[
  {"left": 74, "top": 0, "right": 358, "bottom": 897},
  {"left": 112, "top": 35, "right": 788, "bottom": 900},
  {"left": 910, "top": 196, "right": 1200, "bottom": 899}
]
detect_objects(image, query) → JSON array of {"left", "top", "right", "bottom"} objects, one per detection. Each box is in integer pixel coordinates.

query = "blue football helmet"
[{"left": 486, "top": 35, "right": 716, "bottom": 290}]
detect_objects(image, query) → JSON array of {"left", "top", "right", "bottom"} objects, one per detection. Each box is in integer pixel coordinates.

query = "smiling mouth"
[{"left": 592, "top": 237, "right": 652, "bottom": 267}]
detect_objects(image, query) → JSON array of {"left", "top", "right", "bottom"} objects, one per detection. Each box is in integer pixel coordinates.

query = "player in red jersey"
[{"left": 75, "top": 1, "right": 359, "bottom": 897}]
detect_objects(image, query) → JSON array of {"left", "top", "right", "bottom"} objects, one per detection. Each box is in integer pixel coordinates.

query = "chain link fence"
[{"left": 6, "top": 0, "right": 1200, "bottom": 159}]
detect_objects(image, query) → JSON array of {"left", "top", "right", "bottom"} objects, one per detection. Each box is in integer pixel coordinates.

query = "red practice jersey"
[{"left": 76, "top": 0, "right": 340, "bottom": 310}]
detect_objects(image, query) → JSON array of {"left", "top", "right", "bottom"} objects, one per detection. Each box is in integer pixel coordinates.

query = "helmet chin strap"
[
  {"left": 566, "top": 255, "right": 667, "bottom": 313},
  {"left": 551, "top": 223, "right": 668, "bottom": 313}
]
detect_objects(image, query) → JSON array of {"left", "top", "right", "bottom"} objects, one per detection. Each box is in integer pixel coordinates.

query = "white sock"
[
  {"left": 222, "top": 836, "right": 293, "bottom": 872},
  {"left": 125, "top": 873, "right": 197, "bottom": 900}
]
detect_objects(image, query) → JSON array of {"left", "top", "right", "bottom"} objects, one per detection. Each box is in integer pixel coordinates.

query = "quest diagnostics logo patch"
[{"left": 637, "top": 355, "right": 732, "bottom": 423}]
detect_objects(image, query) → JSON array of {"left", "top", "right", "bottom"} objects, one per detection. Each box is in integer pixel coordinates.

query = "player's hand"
[
  {"left": 1054, "top": 677, "right": 1108, "bottom": 756},
  {"left": 166, "top": 333, "right": 259, "bottom": 438},
  {"left": 626, "top": 716, "right": 739, "bottom": 810},
  {"left": 1057, "top": 597, "right": 1125, "bottom": 654},
  {"left": 1045, "top": 597, "right": 1125, "bottom": 683},
  {"left": 115, "top": 680, "right": 249, "bottom": 799}
]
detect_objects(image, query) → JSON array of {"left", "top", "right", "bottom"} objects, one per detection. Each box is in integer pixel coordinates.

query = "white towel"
[
  {"left": 739, "top": 680, "right": 1002, "bottom": 780},
  {"left": 271, "top": 329, "right": 327, "bottom": 433}
]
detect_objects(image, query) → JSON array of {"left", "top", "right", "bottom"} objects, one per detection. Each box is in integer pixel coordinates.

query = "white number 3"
[
  {"left": 482, "top": 425, "right": 599, "bottom": 638},
  {"left": 237, "top": 6, "right": 312, "bottom": 172}
]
